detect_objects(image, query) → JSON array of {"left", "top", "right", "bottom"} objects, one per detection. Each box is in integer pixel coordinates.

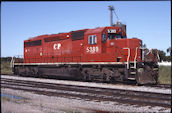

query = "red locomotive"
[{"left": 12, "top": 6, "right": 159, "bottom": 85}]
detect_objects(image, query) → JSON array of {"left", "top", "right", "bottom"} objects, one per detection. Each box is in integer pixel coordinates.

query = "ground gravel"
[{"left": 1, "top": 88, "right": 171, "bottom": 113}]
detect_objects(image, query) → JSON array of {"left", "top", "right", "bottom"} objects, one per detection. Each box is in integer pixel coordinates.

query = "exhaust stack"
[{"left": 108, "top": 5, "right": 114, "bottom": 26}]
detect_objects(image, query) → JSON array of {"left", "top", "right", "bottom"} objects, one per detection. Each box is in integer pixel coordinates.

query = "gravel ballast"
[{"left": 1, "top": 88, "right": 171, "bottom": 113}]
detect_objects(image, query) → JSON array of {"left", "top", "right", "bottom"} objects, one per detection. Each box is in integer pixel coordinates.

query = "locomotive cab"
[{"left": 105, "top": 26, "right": 126, "bottom": 48}]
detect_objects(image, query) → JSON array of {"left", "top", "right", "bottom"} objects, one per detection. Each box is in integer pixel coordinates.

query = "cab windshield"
[{"left": 108, "top": 33, "right": 122, "bottom": 40}]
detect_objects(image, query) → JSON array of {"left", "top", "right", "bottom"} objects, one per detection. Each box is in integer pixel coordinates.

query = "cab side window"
[
  {"left": 116, "top": 34, "right": 121, "bottom": 39},
  {"left": 108, "top": 34, "right": 115, "bottom": 40},
  {"left": 108, "top": 33, "right": 122, "bottom": 39},
  {"left": 102, "top": 33, "right": 106, "bottom": 42},
  {"left": 88, "top": 35, "right": 97, "bottom": 45}
]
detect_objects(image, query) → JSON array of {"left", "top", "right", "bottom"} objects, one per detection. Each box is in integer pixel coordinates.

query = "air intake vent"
[{"left": 71, "top": 30, "right": 85, "bottom": 41}]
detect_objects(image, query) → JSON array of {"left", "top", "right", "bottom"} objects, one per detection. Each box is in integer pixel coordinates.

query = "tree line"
[{"left": 157, "top": 47, "right": 171, "bottom": 62}]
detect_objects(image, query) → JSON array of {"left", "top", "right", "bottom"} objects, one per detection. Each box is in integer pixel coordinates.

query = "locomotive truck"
[{"left": 11, "top": 6, "right": 159, "bottom": 85}]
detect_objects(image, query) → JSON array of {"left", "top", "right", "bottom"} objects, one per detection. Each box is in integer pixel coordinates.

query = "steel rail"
[
  {"left": 1, "top": 74, "right": 171, "bottom": 89},
  {"left": 1, "top": 78, "right": 171, "bottom": 108}
]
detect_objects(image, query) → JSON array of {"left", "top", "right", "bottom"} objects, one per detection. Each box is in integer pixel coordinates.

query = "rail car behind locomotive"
[{"left": 12, "top": 6, "right": 159, "bottom": 85}]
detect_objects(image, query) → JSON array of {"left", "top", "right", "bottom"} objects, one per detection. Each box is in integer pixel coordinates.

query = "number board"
[{"left": 107, "top": 29, "right": 116, "bottom": 33}]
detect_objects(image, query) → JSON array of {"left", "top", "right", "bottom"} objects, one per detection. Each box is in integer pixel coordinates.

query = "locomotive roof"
[
  {"left": 85, "top": 27, "right": 106, "bottom": 35},
  {"left": 26, "top": 32, "right": 70, "bottom": 42},
  {"left": 85, "top": 26, "right": 121, "bottom": 35},
  {"left": 25, "top": 26, "right": 116, "bottom": 42}
]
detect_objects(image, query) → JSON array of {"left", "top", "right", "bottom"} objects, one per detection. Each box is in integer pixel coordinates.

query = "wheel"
[{"left": 103, "top": 74, "right": 107, "bottom": 82}]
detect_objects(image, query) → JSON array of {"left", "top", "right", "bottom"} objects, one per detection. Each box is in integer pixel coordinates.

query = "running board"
[{"left": 128, "top": 78, "right": 136, "bottom": 80}]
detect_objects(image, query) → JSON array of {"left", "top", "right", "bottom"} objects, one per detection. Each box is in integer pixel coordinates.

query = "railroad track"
[
  {"left": 4, "top": 74, "right": 171, "bottom": 89},
  {"left": 116, "top": 81, "right": 171, "bottom": 89},
  {"left": 147, "top": 84, "right": 171, "bottom": 89},
  {"left": 1, "top": 77, "right": 171, "bottom": 108}
]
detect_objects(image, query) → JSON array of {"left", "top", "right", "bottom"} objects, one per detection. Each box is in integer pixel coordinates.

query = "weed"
[{"left": 158, "top": 66, "right": 171, "bottom": 84}]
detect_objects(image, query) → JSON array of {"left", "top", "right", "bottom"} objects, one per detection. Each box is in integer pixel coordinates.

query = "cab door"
[{"left": 101, "top": 33, "right": 106, "bottom": 53}]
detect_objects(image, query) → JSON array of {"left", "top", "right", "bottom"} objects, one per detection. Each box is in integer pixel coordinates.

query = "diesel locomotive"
[{"left": 11, "top": 6, "right": 159, "bottom": 85}]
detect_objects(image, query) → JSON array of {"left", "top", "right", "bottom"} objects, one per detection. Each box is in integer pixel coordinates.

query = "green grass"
[
  {"left": 158, "top": 66, "right": 171, "bottom": 84},
  {"left": 1, "top": 94, "right": 29, "bottom": 104},
  {"left": 1, "top": 96, "right": 11, "bottom": 101},
  {"left": 1, "top": 61, "right": 13, "bottom": 75}
]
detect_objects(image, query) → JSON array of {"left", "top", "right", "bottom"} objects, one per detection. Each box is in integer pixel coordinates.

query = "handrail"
[
  {"left": 10, "top": 57, "right": 14, "bottom": 68},
  {"left": 146, "top": 49, "right": 152, "bottom": 55},
  {"left": 140, "top": 47, "right": 146, "bottom": 61},
  {"left": 123, "top": 48, "right": 130, "bottom": 69},
  {"left": 134, "top": 47, "right": 138, "bottom": 69},
  {"left": 157, "top": 50, "right": 160, "bottom": 61}
]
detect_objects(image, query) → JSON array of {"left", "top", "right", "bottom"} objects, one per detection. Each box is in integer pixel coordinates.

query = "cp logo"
[{"left": 54, "top": 43, "right": 61, "bottom": 50}]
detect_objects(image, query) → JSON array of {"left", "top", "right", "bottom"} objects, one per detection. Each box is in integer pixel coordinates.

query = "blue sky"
[{"left": 1, "top": 1, "right": 171, "bottom": 57}]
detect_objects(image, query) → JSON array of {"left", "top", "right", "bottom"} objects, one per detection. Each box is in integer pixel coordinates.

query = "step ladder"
[
  {"left": 128, "top": 47, "right": 138, "bottom": 80},
  {"left": 128, "top": 62, "right": 137, "bottom": 80}
]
